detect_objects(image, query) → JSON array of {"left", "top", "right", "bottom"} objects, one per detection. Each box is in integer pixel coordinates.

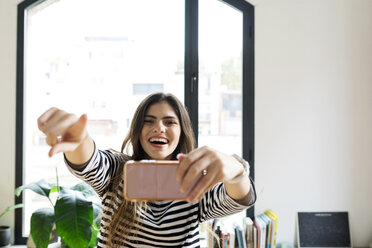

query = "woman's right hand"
[{"left": 37, "top": 107, "right": 89, "bottom": 158}]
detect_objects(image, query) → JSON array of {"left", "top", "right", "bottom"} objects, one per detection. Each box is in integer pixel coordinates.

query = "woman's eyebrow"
[
  {"left": 163, "top": 116, "right": 178, "bottom": 120},
  {"left": 144, "top": 115, "right": 178, "bottom": 120}
]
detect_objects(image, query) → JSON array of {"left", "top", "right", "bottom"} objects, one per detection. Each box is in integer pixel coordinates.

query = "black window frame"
[
  {"left": 185, "top": 0, "right": 255, "bottom": 220},
  {"left": 15, "top": 0, "right": 254, "bottom": 244}
]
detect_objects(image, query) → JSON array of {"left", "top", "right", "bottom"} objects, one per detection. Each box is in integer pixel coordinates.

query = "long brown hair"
[{"left": 107, "top": 92, "right": 195, "bottom": 246}]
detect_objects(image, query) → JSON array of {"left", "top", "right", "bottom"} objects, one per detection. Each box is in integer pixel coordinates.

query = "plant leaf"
[
  {"left": 60, "top": 241, "right": 69, "bottom": 248},
  {"left": 0, "top": 203, "right": 24, "bottom": 219},
  {"left": 89, "top": 202, "right": 102, "bottom": 247},
  {"left": 88, "top": 225, "right": 99, "bottom": 248},
  {"left": 15, "top": 179, "right": 52, "bottom": 197},
  {"left": 70, "top": 182, "right": 97, "bottom": 198},
  {"left": 50, "top": 185, "right": 69, "bottom": 194},
  {"left": 55, "top": 189, "right": 93, "bottom": 248},
  {"left": 5, "top": 203, "right": 24, "bottom": 211},
  {"left": 30, "top": 208, "right": 55, "bottom": 248}
]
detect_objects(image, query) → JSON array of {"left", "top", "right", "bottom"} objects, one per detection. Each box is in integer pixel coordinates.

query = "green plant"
[
  {"left": 0, "top": 203, "right": 24, "bottom": 222},
  {"left": 16, "top": 179, "right": 102, "bottom": 248}
]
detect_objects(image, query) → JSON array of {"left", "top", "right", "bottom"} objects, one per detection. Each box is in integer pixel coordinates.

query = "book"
[
  {"left": 253, "top": 219, "right": 260, "bottom": 248},
  {"left": 264, "top": 213, "right": 276, "bottom": 248},
  {"left": 230, "top": 229, "right": 236, "bottom": 248},
  {"left": 259, "top": 214, "right": 272, "bottom": 248},
  {"left": 265, "top": 210, "right": 278, "bottom": 248},
  {"left": 253, "top": 226, "right": 257, "bottom": 248},
  {"left": 243, "top": 217, "right": 254, "bottom": 248},
  {"left": 221, "top": 232, "right": 230, "bottom": 248},
  {"left": 235, "top": 225, "right": 245, "bottom": 248},
  {"left": 243, "top": 218, "right": 248, "bottom": 247},
  {"left": 255, "top": 216, "right": 266, "bottom": 248},
  {"left": 241, "top": 223, "right": 248, "bottom": 248}
]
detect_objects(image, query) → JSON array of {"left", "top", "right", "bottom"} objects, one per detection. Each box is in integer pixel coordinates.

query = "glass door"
[{"left": 198, "top": 0, "right": 245, "bottom": 232}]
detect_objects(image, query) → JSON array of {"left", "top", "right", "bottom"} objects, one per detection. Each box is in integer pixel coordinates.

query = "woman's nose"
[{"left": 153, "top": 122, "right": 165, "bottom": 133}]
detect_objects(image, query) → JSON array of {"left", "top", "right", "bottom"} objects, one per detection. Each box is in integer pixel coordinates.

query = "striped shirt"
[{"left": 65, "top": 145, "right": 256, "bottom": 247}]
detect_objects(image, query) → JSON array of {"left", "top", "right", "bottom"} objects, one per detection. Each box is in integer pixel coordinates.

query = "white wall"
[
  {"left": 0, "top": 0, "right": 371, "bottom": 245},
  {"left": 253, "top": 0, "right": 372, "bottom": 246},
  {"left": 0, "top": 0, "right": 22, "bottom": 244}
]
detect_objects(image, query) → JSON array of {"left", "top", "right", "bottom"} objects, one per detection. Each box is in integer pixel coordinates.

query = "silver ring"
[
  {"left": 57, "top": 136, "right": 62, "bottom": 143},
  {"left": 202, "top": 169, "right": 207, "bottom": 176}
]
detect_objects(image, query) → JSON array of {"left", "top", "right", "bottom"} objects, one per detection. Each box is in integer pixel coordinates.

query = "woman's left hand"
[{"left": 176, "top": 146, "right": 245, "bottom": 202}]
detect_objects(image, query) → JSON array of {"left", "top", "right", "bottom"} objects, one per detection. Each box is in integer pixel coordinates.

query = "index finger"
[
  {"left": 176, "top": 146, "right": 208, "bottom": 181},
  {"left": 37, "top": 107, "right": 59, "bottom": 131},
  {"left": 176, "top": 154, "right": 186, "bottom": 181}
]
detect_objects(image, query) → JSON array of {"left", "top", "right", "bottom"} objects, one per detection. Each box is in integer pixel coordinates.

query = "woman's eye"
[
  {"left": 165, "top": 121, "right": 177, "bottom": 125},
  {"left": 144, "top": 120, "right": 154, "bottom": 124}
]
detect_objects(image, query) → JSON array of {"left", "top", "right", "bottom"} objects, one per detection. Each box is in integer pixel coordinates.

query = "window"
[
  {"left": 198, "top": 0, "right": 253, "bottom": 233},
  {"left": 16, "top": 0, "right": 254, "bottom": 243},
  {"left": 133, "top": 83, "right": 164, "bottom": 95}
]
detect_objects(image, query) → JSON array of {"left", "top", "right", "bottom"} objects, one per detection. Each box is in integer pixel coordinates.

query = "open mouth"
[{"left": 148, "top": 137, "right": 169, "bottom": 145}]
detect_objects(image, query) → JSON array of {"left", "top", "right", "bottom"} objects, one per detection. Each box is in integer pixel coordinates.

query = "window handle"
[{"left": 191, "top": 75, "right": 197, "bottom": 93}]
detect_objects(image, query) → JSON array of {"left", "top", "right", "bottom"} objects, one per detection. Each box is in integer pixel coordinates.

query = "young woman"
[{"left": 37, "top": 92, "right": 256, "bottom": 247}]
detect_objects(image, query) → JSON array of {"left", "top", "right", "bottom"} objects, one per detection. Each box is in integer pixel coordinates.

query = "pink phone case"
[{"left": 123, "top": 160, "right": 201, "bottom": 201}]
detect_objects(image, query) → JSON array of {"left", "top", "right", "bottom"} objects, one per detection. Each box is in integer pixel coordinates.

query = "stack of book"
[
  {"left": 250, "top": 209, "right": 278, "bottom": 248},
  {"left": 205, "top": 209, "right": 278, "bottom": 248}
]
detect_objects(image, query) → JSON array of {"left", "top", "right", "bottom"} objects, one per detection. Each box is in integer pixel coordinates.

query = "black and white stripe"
[{"left": 65, "top": 146, "right": 255, "bottom": 247}]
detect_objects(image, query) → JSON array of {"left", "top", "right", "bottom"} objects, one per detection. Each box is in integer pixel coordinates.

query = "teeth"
[{"left": 149, "top": 138, "right": 168, "bottom": 143}]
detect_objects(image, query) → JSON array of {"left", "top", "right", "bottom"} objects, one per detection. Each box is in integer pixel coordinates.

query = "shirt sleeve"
[
  {"left": 198, "top": 177, "right": 256, "bottom": 222},
  {"left": 64, "top": 143, "right": 124, "bottom": 197}
]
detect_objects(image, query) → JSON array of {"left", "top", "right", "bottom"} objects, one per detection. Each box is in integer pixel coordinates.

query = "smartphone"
[{"left": 123, "top": 160, "right": 201, "bottom": 201}]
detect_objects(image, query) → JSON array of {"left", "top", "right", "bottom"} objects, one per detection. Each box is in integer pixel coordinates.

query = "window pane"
[
  {"left": 24, "top": 0, "right": 184, "bottom": 236},
  {"left": 199, "top": 0, "right": 245, "bottom": 231}
]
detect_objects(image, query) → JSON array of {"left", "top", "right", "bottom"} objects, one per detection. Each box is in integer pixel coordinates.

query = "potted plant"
[
  {"left": 0, "top": 203, "right": 24, "bottom": 247},
  {"left": 16, "top": 179, "right": 102, "bottom": 248}
]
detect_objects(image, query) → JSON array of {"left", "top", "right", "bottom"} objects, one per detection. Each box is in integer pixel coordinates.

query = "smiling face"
[{"left": 140, "top": 101, "right": 181, "bottom": 160}]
